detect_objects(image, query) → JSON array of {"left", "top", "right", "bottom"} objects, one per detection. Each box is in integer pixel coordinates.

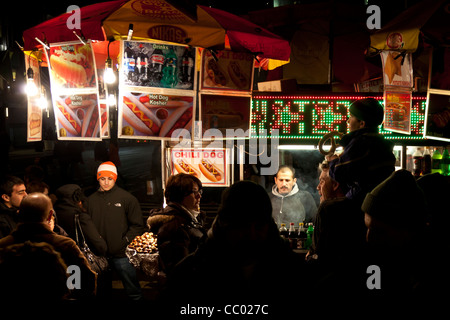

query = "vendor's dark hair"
[
  {"left": 165, "top": 173, "right": 202, "bottom": 204},
  {"left": 0, "top": 175, "right": 25, "bottom": 198}
]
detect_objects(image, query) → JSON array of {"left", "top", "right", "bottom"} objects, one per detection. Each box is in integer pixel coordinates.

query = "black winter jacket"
[
  {"left": 147, "top": 202, "right": 207, "bottom": 273},
  {"left": 0, "top": 203, "right": 18, "bottom": 239},
  {"left": 88, "top": 185, "right": 145, "bottom": 258}
]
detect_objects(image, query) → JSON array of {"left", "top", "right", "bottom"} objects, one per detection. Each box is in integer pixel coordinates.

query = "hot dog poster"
[
  {"left": 424, "top": 92, "right": 450, "bottom": 142},
  {"left": 47, "top": 41, "right": 102, "bottom": 141},
  {"left": 201, "top": 49, "right": 254, "bottom": 92},
  {"left": 170, "top": 148, "right": 230, "bottom": 187},
  {"left": 384, "top": 90, "right": 412, "bottom": 135},
  {"left": 121, "top": 41, "right": 196, "bottom": 90},
  {"left": 200, "top": 94, "right": 251, "bottom": 137},
  {"left": 25, "top": 52, "right": 42, "bottom": 142},
  {"left": 118, "top": 92, "right": 194, "bottom": 139}
]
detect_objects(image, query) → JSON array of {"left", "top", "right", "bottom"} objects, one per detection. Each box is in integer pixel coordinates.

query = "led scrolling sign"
[{"left": 251, "top": 95, "right": 426, "bottom": 141}]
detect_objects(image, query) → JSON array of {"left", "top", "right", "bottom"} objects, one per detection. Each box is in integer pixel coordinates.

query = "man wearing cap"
[
  {"left": 87, "top": 161, "right": 145, "bottom": 300},
  {"left": 327, "top": 98, "right": 396, "bottom": 206}
]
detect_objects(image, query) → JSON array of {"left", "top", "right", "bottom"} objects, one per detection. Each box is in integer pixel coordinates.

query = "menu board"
[
  {"left": 170, "top": 148, "right": 230, "bottom": 187},
  {"left": 47, "top": 41, "right": 101, "bottom": 141},
  {"left": 384, "top": 90, "right": 412, "bottom": 135}
]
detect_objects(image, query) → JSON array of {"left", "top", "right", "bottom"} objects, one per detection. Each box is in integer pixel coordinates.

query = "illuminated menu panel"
[{"left": 251, "top": 95, "right": 426, "bottom": 141}]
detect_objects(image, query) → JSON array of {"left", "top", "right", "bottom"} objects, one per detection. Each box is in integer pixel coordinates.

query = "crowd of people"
[{"left": 0, "top": 98, "right": 449, "bottom": 311}]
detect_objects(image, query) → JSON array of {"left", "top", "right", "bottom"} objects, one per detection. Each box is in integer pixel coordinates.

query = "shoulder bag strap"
[{"left": 74, "top": 213, "right": 87, "bottom": 247}]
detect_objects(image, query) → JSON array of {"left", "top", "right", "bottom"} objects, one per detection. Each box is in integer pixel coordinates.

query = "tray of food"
[{"left": 126, "top": 232, "right": 160, "bottom": 277}]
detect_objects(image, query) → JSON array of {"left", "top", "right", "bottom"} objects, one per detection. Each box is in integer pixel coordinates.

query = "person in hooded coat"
[
  {"left": 54, "top": 184, "right": 107, "bottom": 256},
  {"left": 147, "top": 173, "right": 207, "bottom": 276},
  {"left": 269, "top": 165, "right": 317, "bottom": 226}
]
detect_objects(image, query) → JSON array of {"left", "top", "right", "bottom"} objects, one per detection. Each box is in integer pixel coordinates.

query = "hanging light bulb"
[
  {"left": 25, "top": 67, "right": 38, "bottom": 96},
  {"left": 104, "top": 58, "right": 116, "bottom": 84},
  {"left": 104, "top": 39, "right": 116, "bottom": 84}
]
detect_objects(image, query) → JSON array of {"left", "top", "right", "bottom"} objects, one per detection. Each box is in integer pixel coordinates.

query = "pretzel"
[{"left": 318, "top": 131, "right": 343, "bottom": 156}]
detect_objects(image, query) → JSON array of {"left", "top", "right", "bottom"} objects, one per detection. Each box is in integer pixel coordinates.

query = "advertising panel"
[
  {"left": 383, "top": 90, "right": 412, "bottom": 135},
  {"left": 170, "top": 148, "right": 230, "bottom": 187},
  {"left": 118, "top": 40, "right": 196, "bottom": 140},
  {"left": 47, "top": 41, "right": 101, "bottom": 141},
  {"left": 25, "top": 53, "right": 42, "bottom": 142}
]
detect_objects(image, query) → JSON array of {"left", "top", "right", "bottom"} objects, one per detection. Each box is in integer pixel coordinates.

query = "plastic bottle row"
[
  {"left": 279, "top": 222, "right": 314, "bottom": 250},
  {"left": 408, "top": 146, "right": 450, "bottom": 177}
]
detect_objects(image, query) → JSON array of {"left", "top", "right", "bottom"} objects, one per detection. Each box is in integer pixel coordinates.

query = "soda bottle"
[
  {"left": 161, "top": 47, "right": 178, "bottom": 88},
  {"left": 180, "top": 47, "right": 194, "bottom": 83},
  {"left": 432, "top": 148, "right": 443, "bottom": 174},
  {"left": 288, "top": 222, "right": 297, "bottom": 249},
  {"left": 279, "top": 223, "right": 288, "bottom": 239},
  {"left": 422, "top": 147, "right": 431, "bottom": 175},
  {"left": 305, "top": 223, "right": 314, "bottom": 250},
  {"left": 297, "top": 222, "right": 307, "bottom": 249},
  {"left": 406, "top": 147, "right": 413, "bottom": 172},
  {"left": 441, "top": 147, "right": 450, "bottom": 176},
  {"left": 413, "top": 148, "right": 423, "bottom": 178},
  {"left": 150, "top": 48, "right": 164, "bottom": 84},
  {"left": 124, "top": 44, "right": 135, "bottom": 81}
]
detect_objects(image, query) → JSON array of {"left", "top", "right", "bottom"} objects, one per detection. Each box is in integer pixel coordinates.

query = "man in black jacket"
[
  {"left": 88, "top": 161, "right": 145, "bottom": 300},
  {"left": 0, "top": 176, "right": 27, "bottom": 238},
  {"left": 327, "top": 98, "right": 395, "bottom": 207}
]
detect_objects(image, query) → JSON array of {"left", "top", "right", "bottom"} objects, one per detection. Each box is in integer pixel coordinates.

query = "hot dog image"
[
  {"left": 199, "top": 159, "right": 223, "bottom": 182},
  {"left": 159, "top": 106, "right": 193, "bottom": 137},
  {"left": 122, "top": 95, "right": 161, "bottom": 136},
  {"left": 29, "top": 111, "right": 41, "bottom": 137},
  {"left": 81, "top": 104, "right": 100, "bottom": 137},
  {"left": 174, "top": 159, "right": 201, "bottom": 178},
  {"left": 228, "top": 61, "right": 247, "bottom": 89},
  {"left": 55, "top": 99, "right": 82, "bottom": 136},
  {"left": 205, "top": 58, "right": 227, "bottom": 87},
  {"left": 49, "top": 44, "right": 95, "bottom": 88}
]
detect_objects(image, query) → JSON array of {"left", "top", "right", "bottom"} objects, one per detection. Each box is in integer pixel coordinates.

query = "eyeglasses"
[{"left": 191, "top": 189, "right": 203, "bottom": 196}]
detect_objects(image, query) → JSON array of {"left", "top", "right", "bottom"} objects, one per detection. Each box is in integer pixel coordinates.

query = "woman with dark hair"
[{"left": 147, "top": 173, "right": 206, "bottom": 275}]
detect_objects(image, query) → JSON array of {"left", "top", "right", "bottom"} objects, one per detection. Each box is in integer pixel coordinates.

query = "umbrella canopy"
[
  {"left": 23, "top": 0, "right": 290, "bottom": 61},
  {"left": 369, "top": 0, "right": 450, "bottom": 53}
]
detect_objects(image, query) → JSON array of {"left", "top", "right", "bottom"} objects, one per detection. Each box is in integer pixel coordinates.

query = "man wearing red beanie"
[{"left": 88, "top": 161, "right": 145, "bottom": 300}]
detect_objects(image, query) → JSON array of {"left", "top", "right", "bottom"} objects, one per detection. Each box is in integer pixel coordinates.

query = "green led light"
[{"left": 251, "top": 96, "right": 426, "bottom": 141}]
